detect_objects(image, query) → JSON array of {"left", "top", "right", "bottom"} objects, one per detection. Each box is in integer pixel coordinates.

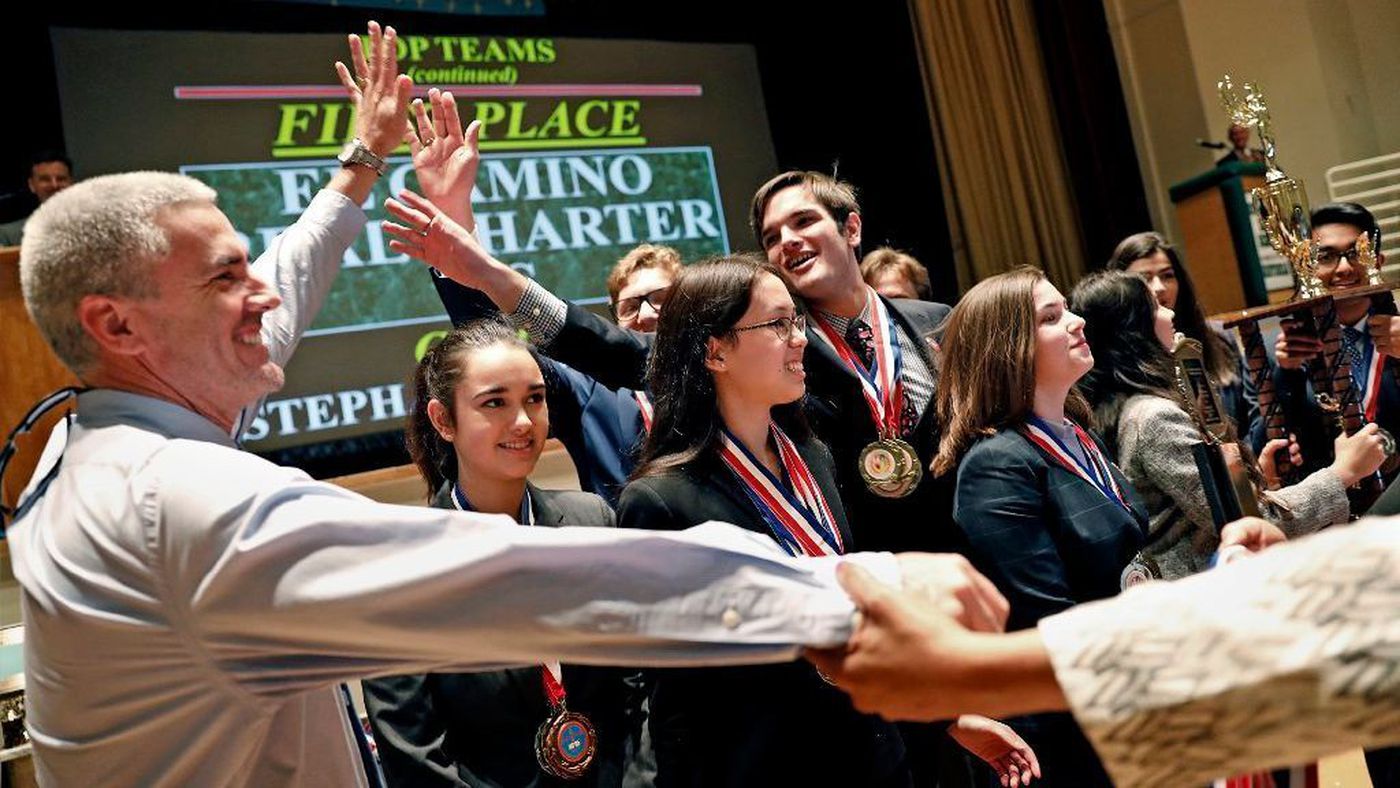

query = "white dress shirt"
[{"left": 9, "top": 191, "right": 897, "bottom": 787}]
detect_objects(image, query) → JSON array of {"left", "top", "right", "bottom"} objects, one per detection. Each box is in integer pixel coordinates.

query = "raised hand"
[
  {"left": 407, "top": 88, "right": 481, "bottom": 231},
  {"left": 334, "top": 21, "right": 413, "bottom": 158}
]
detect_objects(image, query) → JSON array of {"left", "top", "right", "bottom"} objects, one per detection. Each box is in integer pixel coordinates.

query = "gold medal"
[
  {"left": 859, "top": 437, "right": 922, "bottom": 498},
  {"left": 535, "top": 709, "right": 597, "bottom": 780}
]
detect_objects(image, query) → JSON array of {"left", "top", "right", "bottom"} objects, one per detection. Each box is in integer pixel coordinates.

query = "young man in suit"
[{"left": 1273, "top": 202, "right": 1400, "bottom": 483}]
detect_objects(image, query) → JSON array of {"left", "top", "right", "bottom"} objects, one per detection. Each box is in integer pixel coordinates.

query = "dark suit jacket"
[
  {"left": 953, "top": 429, "right": 1149, "bottom": 788},
  {"left": 364, "top": 484, "right": 635, "bottom": 788},
  {"left": 1274, "top": 352, "right": 1400, "bottom": 486},
  {"left": 547, "top": 296, "right": 957, "bottom": 554},
  {"left": 617, "top": 436, "right": 911, "bottom": 788}
]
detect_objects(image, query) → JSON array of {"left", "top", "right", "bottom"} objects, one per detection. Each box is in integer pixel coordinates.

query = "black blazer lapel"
[{"left": 526, "top": 483, "right": 569, "bottom": 528}]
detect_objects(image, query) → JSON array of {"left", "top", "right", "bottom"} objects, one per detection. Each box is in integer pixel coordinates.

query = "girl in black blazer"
[
  {"left": 619, "top": 256, "right": 1033, "bottom": 787},
  {"left": 364, "top": 320, "right": 634, "bottom": 788},
  {"left": 932, "top": 267, "right": 1151, "bottom": 788}
]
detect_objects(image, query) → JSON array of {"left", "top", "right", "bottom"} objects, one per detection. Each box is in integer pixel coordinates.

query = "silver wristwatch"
[{"left": 337, "top": 138, "right": 388, "bottom": 176}]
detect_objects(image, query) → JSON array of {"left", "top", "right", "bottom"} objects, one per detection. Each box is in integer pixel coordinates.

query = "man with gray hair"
[{"left": 8, "top": 21, "right": 1007, "bottom": 788}]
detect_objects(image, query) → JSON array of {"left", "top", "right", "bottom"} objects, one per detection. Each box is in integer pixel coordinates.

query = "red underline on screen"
[
  {"left": 174, "top": 84, "right": 703, "bottom": 100},
  {"left": 270, "top": 137, "right": 649, "bottom": 157}
]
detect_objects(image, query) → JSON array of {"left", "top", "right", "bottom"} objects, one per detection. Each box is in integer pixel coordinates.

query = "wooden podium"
[
  {"left": 1169, "top": 161, "right": 1294, "bottom": 314},
  {"left": 0, "top": 246, "right": 78, "bottom": 515}
]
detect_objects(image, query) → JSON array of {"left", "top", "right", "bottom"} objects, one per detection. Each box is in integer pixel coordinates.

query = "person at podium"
[{"left": 1215, "top": 123, "right": 1263, "bottom": 166}]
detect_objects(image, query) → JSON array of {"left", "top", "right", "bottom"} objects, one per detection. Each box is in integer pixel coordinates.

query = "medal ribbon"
[
  {"left": 451, "top": 485, "right": 565, "bottom": 704},
  {"left": 718, "top": 424, "right": 844, "bottom": 557},
  {"left": 1021, "top": 416, "right": 1131, "bottom": 511},
  {"left": 1351, "top": 330, "right": 1383, "bottom": 423},
  {"left": 810, "top": 287, "right": 906, "bottom": 439},
  {"left": 634, "top": 390, "right": 655, "bottom": 433},
  {"left": 541, "top": 661, "right": 568, "bottom": 710}
]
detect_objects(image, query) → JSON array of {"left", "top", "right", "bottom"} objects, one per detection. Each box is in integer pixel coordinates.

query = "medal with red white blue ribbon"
[
  {"left": 718, "top": 424, "right": 844, "bottom": 557},
  {"left": 810, "top": 287, "right": 923, "bottom": 497}
]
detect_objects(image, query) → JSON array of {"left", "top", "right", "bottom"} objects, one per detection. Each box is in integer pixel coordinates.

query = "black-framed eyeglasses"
[
  {"left": 611, "top": 286, "right": 672, "bottom": 321},
  {"left": 1316, "top": 246, "right": 1360, "bottom": 270},
  {"left": 731, "top": 314, "right": 808, "bottom": 341}
]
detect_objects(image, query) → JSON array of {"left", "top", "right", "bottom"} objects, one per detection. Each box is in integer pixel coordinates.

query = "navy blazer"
[
  {"left": 364, "top": 483, "right": 636, "bottom": 788},
  {"left": 433, "top": 274, "right": 646, "bottom": 506},
  {"left": 545, "top": 295, "right": 959, "bottom": 555},
  {"left": 953, "top": 428, "right": 1148, "bottom": 788},
  {"left": 617, "top": 437, "right": 911, "bottom": 788}
]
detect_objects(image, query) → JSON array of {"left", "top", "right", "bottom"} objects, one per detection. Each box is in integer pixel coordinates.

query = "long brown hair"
[
  {"left": 632, "top": 254, "right": 808, "bottom": 479},
  {"left": 1107, "top": 232, "right": 1238, "bottom": 385},
  {"left": 932, "top": 266, "right": 1092, "bottom": 476}
]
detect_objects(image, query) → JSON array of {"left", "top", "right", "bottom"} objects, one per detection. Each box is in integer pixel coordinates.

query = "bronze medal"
[
  {"left": 535, "top": 709, "right": 597, "bottom": 780},
  {"left": 1119, "top": 552, "right": 1160, "bottom": 589}
]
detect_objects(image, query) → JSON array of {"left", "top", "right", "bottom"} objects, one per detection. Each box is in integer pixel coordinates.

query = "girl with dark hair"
[
  {"left": 932, "top": 266, "right": 1147, "bottom": 788},
  {"left": 1106, "top": 231, "right": 1264, "bottom": 445},
  {"left": 1070, "top": 270, "right": 1384, "bottom": 580},
  {"left": 620, "top": 255, "right": 1036, "bottom": 787},
  {"left": 365, "top": 319, "right": 634, "bottom": 788}
]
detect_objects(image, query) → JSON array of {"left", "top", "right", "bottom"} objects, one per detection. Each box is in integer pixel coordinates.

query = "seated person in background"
[
  {"left": 1273, "top": 202, "right": 1400, "bottom": 483},
  {"left": 617, "top": 255, "right": 1036, "bottom": 787},
  {"left": 410, "top": 88, "right": 673, "bottom": 505},
  {"left": 1106, "top": 231, "right": 1263, "bottom": 449},
  {"left": 365, "top": 320, "right": 635, "bottom": 787},
  {"left": 932, "top": 266, "right": 1149, "bottom": 788},
  {"left": 860, "top": 246, "right": 931, "bottom": 301},
  {"left": 0, "top": 150, "right": 74, "bottom": 245},
  {"left": 1070, "top": 270, "right": 1384, "bottom": 579}
]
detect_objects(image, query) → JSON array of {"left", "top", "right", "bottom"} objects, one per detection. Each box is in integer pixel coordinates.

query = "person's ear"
[
  {"left": 704, "top": 336, "right": 729, "bottom": 373},
  {"left": 76, "top": 295, "right": 146, "bottom": 357},
  {"left": 844, "top": 211, "right": 863, "bottom": 250},
  {"left": 426, "top": 398, "right": 455, "bottom": 442}
]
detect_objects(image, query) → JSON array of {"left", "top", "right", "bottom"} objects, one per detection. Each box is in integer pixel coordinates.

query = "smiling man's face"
[{"left": 758, "top": 184, "right": 863, "bottom": 311}]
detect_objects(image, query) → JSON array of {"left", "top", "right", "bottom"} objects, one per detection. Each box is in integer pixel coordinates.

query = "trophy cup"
[
  {"left": 1219, "top": 75, "right": 1326, "bottom": 298},
  {"left": 1217, "top": 75, "right": 1396, "bottom": 510}
]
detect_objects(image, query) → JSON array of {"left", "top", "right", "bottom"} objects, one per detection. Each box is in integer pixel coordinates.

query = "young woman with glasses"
[{"left": 617, "top": 255, "right": 1038, "bottom": 787}]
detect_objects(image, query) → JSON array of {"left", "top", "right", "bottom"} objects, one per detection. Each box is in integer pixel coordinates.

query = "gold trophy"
[
  {"left": 1218, "top": 74, "right": 1396, "bottom": 511},
  {"left": 1218, "top": 75, "right": 1325, "bottom": 298}
]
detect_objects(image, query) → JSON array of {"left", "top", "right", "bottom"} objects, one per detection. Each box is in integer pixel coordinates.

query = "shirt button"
[
  {"left": 721, "top": 608, "right": 742, "bottom": 630},
  {"left": 532, "top": 307, "right": 542, "bottom": 317}
]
